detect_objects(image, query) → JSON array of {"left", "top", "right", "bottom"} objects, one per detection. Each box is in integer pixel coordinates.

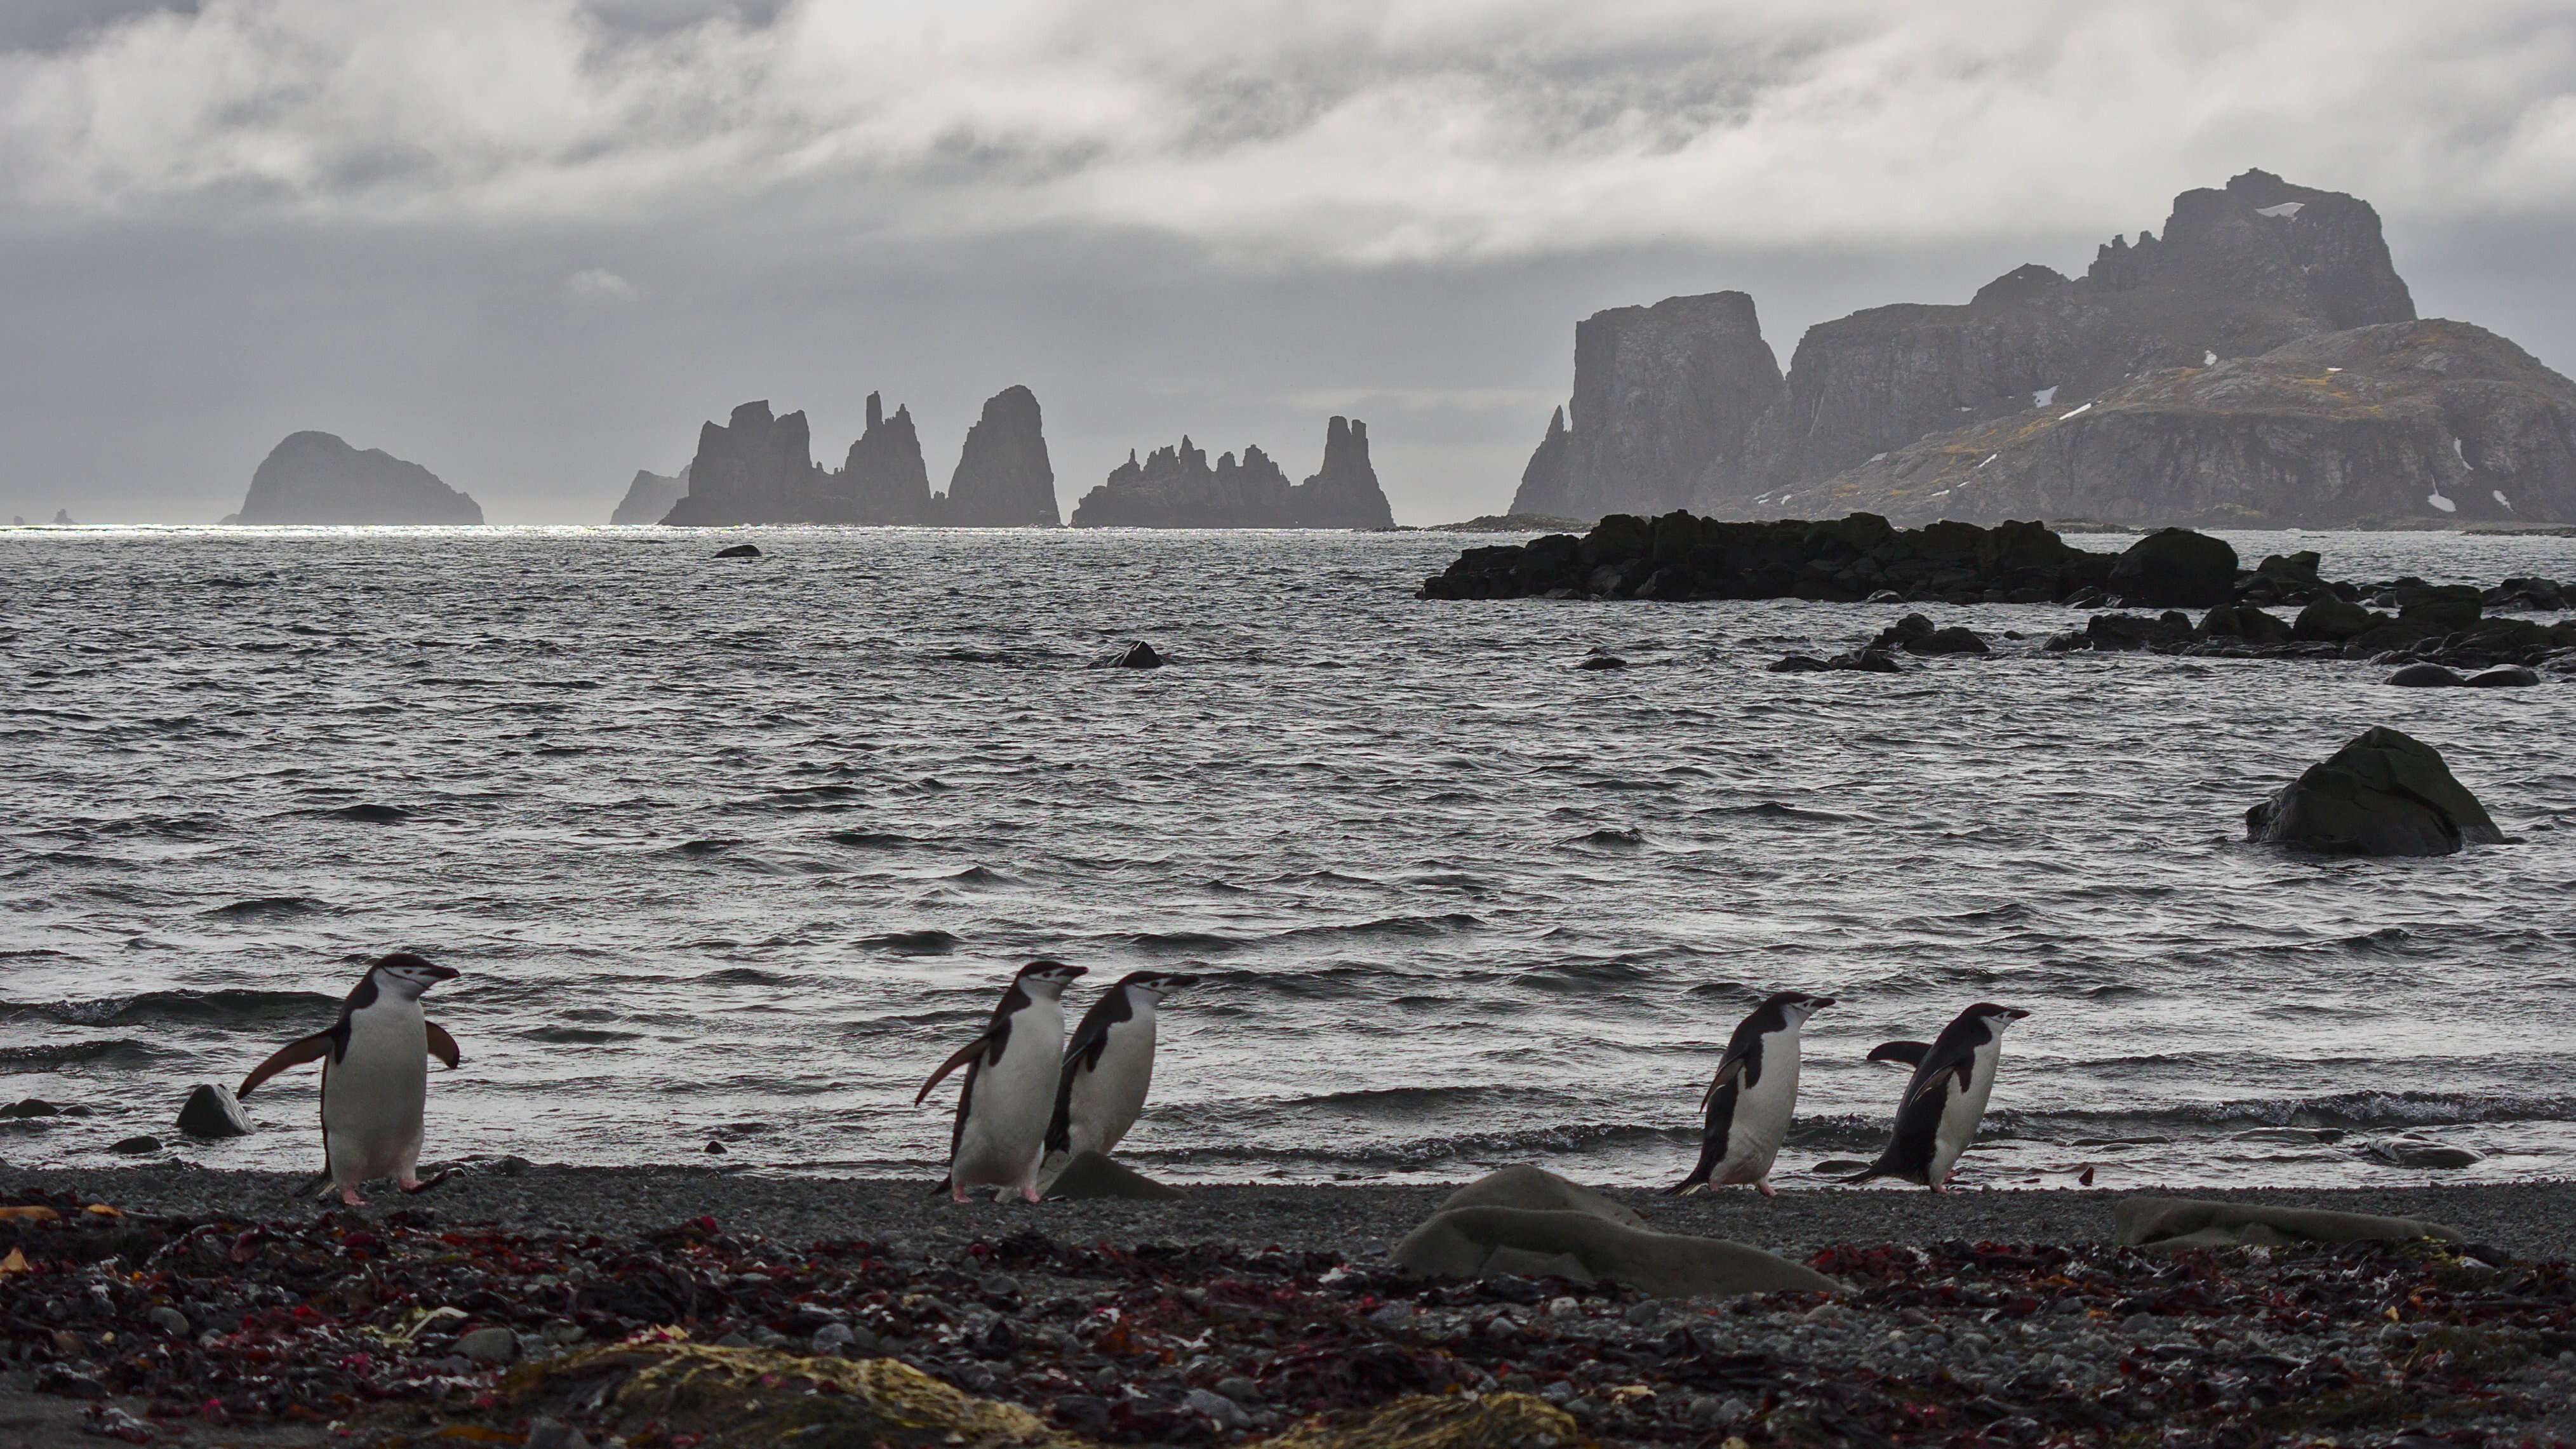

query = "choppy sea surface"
[{"left": 3, "top": 526, "right": 2572, "bottom": 1192}]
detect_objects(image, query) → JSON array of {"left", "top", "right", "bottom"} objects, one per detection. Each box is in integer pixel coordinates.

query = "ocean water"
[{"left": 3, "top": 524, "right": 2572, "bottom": 1192}]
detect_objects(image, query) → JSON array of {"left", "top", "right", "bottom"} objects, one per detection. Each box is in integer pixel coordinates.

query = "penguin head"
[
  {"left": 373, "top": 952, "right": 458, "bottom": 999},
  {"left": 1119, "top": 970, "right": 1199, "bottom": 1003},
  {"left": 1015, "top": 960, "right": 1087, "bottom": 999},
  {"left": 1968, "top": 1003, "right": 2030, "bottom": 1031},
  {"left": 1763, "top": 990, "right": 1834, "bottom": 1025}
]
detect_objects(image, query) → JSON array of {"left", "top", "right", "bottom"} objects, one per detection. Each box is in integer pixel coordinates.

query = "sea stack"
[
  {"left": 610, "top": 466, "right": 689, "bottom": 524},
  {"left": 943, "top": 385, "right": 1059, "bottom": 526},
  {"left": 1071, "top": 417, "right": 1396, "bottom": 528},
  {"left": 836, "top": 392, "right": 935, "bottom": 524},
  {"left": 660, "top": 401, "right": 821, "bottom": 526},
  {"left": 232, "top": 432, "right": 483, "bottom": 525},
  {"left": 1288, "top": 417, "right": 1396, "bottom": 528}
]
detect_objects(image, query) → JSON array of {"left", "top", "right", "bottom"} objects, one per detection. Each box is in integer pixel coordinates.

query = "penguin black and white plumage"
[
  {"left": 1041, "top": 970, "right": 1197, "bottom": 1182},
  {"left": 1845, "top": 1003, "right": 2029, "bottom": 1191},
  {"left": 1667, "top": 990, "right": 1833, "bottom": 1198},
  {"left": 917, "top": 960, "right": 1086, "bottom": 1203},
  {"left": 237, "top": 952, "right": 464, "bottom": 1206}
]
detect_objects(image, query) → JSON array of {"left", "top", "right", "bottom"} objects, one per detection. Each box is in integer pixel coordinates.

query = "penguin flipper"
[
  {"left": 425, "top": 1021, "right": 462, "bottom": 1069},
  {"left": 1903, "top": 1057, "right": 1977, "bottom": 1111},
  {"left": 1698, "top": 1056, "right": 1746, "bottom": 1114},
  {"left": 1866, "top": 1041, "right": 1930, "bottom": 1067},
  {"left": 915, "top": 1034, "right": 992, "bottom": 1105},
  {"left": 239, "top": 1031, "right": 335, "bottom": 1097}
]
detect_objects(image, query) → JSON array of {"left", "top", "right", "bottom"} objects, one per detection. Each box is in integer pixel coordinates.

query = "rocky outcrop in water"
[
  {"left": 232, "top": 432, "right": 484, "bottom": 525},
  {"left": 610, "top": 466, "right": 690, "bottom": 525},
  {"left": 1501, "top": 170, "right": 2576, "bottom": 526},
  {"left": 2246, "top": 727, "right": 2502, "bottom": 856},
  {"left": 1072, "top": 417, "right": 1396, "bottom": 528},
  {"left": 1291, "top": 416, "right": 1396, "bottom": 528},
  {"left": 660, "top": 402, "right": 822, "bottom": 527},
  {"left": 942, "top": 385, "right": 1058, "bottom": 526},
  {"left": 836, "top": 393, "right": 935, "bottom": 524}
]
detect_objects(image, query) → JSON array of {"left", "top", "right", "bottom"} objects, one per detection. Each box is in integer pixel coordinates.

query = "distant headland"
[{"left": 222, "top": 431, "right": 483, "bottom": 526}]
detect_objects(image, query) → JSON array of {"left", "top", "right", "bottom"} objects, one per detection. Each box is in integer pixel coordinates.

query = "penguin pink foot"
[
  {"left": 1020, "top": 1185, "right": 1041, "bottom": 1204},
  {"left": 339, "top": 1186, "right": 367, "bottom": 1206},
  {"left": 950, "top": 1185, "right": 972, "bottom": 1204},
  {"left": 1756, "top": 1179, "right": 1777, "bottom": 1199}
]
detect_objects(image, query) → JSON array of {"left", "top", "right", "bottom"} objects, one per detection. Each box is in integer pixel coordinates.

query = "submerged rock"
[
  {"left": 714, "top": 543, "right": 762, "bottom": 559},
  {"left": 175, "top": 1084, "right": 252, "bottom": 1139},
  {"left": 2364, "top": 1135, "right": 2486, "bottom": 1170},
  {"left": 1093, "top": 640, "right": 1164, "bottom": 669},
  {"left": 2245, "top": 726, "right": 2502, "bottom": 856},
  {"left": 2386, "top": 663, "right": 2466, "bottom": 687},
  {"left": 2466, "top": 664, "right": 2540, "bottom": 687}
]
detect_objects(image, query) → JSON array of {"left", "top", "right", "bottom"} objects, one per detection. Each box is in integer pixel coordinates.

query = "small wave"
[
  {"left": 865, "top": 929, "right": 960, "bottom": 956},
  {"left": 1121, "top": 930, "right": 1245, "bottom": 954},
  {"left": 320, "top": 803, "right": 411, "bottom": 824},
  {"left": 670, "top": 839, "right": 740, "bottom": 856},
  {"left": 1523, "top": 958, "right": 1660, "bottom": 991},
  {"left": 1278, "top": 913, "right": 1483, "bottom": 944},
  {"left": 0, "top": 989, "right": 341, "bottom": 1027},
  {"left": 699, "top": 966, "right": 791, "bottom": 985},
  {"left": 198, "top": 895, "right": 324, "bottom": 919},
  {"left": 943, "top": 865, "right": 1017, "bottom": 885},
  {"left": 826, "top": 830, "right": 921, "bottom": 850},
  {"left": 0, "top": 1039, "right": 156, "bottom": 1069},
  {"left": 1565, "top": 827, "right": 1644, "bottom": 849},
  {"left": 1703, "top": 801, "right": 1855, "bottom": 822},
  {"left": 522, "top": 1025, "right": 639, "bottom": 1045}
]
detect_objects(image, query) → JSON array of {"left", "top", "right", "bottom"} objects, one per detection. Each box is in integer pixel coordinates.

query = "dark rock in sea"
[
  {"left": 52, "top": 509, "right": 77, "bottom": 525},
  {"left": 1420, "top": 511, "right": 2114, "bottom": 603},
  {"left": 1870, "top": 613, "right": 1989, "bottom": 655},
  {"left": 1044, "top": 1150, "right": 1184, "bottom": 1201},
  {"left": 0, "top": 1098, "right": 63, "bottom": 1118},
  {"left": 2466, "top": 664, "right": 2541, "bottom": 687},
  {"left": 231, "top": 432, "right": 484, "bottom": 525},
  {"left": 2486, "top": 575, "right": 2568, "bottom": 611},
  {"left": 837, "top": 392, "right": 935, "bottom": 524},
  {"left": 2386, "top": 663, "right": 2465, "bottom": 688},
  {"left": 610, "top": 465, "right": 690, "bottom": 525},
  {"left": 2363, "top": 1135, "right": 2485, "bottom": 1169},
  {"left": 2196, "top": 603, "right": 2292, "bottom": 644},
  {"left": 1093, "top": 640, "right": 1164, "bottom": 669},
  {"left": 714, "top": 543, "right": 762, "bottom": 559},
  {"left": 2246, "top": 726, "right": 2502, "bottom": 856},
  {"left": 8, "top": 515, "right": 22, "bottom": 526},
  {"left": 941, "top": 385, "right": 1058, "bottom": 527},
  {"left": 2293, "top": 596, "right": 2378, "bottom": 643},
  {"left": 1509, "top": 170, "right": 2468, "bottom": 525},
  {"left": 2395, "top": 582, "right": 2483, "bottom": 632},
  {"left": 2107, "top": 528, "right": 2238, "bottom": 606},
  {"left": 1424, "top": 512, "right": 1594, "bottom": 533},
  {"left": 112, "top": 1135, "right": 163, "bottom": 1155},
  {"left": 1071, "top": 417, "right": 1396, "bottom": 528},
  {"left": 1575, "top": 655, "right": 1629, "bottom": 670},
  {"left": 1769, "top": 647, "right": 1902, "bottom": 675},
  {"left": 175, "top": 1084, "right": 253, "bottom": 1139}
]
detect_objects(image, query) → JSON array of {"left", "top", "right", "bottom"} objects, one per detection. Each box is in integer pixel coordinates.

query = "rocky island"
[
  {"left": 653, "top": 385, "right": 1058, "bottom": 526},
  {"left": 609, "top": 465, "right": 689, "bottom": 524},
  {"left": 227, "top": 431, "right": 483, "bottom": 525},
  {"left": 1070, "top": 415, "right": 1394, "bottom": 528},
  {"left": 1507, "top": 170, "right": 2576, "bottom": 526}
]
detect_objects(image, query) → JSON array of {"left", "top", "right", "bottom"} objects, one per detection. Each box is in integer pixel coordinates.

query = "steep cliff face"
[
  {"left": 836, "top": 392, "right": 934, "bottom": 524},
  {"left": 1073, "top": 417, "right": 1398, "bottom": 528},
  {"left": 1509, "top": 292, "right": 1785, "bottom": 518},
  {"left": 662, "top": 402, "right": 820, "bottom": 526},
  {"left": 942, "top": 385, "right": 1058, "bottom": 526},
  {"left": 1514, "top": 170, "right": 2433, "bottom": 523},
  {"left": 233, "top": 431, "right": 483, "bottom": 524},
  {"left": 1287, "top": 416, "right": 1396, "bottom": 528},
  {"left": 1801, "top": 321, "right": 2576, "bottom": 526},
  {"left": 610, "top": 465, "right": 689, "bottom": 524}
]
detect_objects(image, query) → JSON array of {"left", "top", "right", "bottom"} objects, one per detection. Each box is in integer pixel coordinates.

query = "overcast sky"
[{"left": 5, "top": 0, "right": 2574, "bottom": 524}]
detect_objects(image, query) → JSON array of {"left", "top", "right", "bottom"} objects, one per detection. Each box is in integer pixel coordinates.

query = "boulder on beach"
[
  {"left": 2116, "top": 1196, "right": 2460, "bottom": 1251},
  {"left": 2245, "top": 726, "right": 2502, "bottom": 857},
  {"left": 2107, "top": 528, "right": 2238, "bottom": 607},
  {"left": 1391, "top": 1165, "right": 1833, "bottom": 1297},
  {"left": 1043, "top": 1151, "right": 1182, "bottom": 1201},
  {"left": 175, "top": 1084, "right": 252, "bottom": 1139}
]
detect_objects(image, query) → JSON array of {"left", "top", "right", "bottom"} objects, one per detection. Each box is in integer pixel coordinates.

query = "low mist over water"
[{"left": 4, "top": 527, "right": 2572, "bottom": 1188}]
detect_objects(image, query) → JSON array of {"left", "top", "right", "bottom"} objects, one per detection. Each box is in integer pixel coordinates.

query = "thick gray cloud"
[{"left": 3, "top": 0, "right": 2573, "bottom": 523}]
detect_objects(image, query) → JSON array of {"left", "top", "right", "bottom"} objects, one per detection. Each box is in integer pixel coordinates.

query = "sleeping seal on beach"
[
  {"left": 918, "top": 961, "right": 1086, "bottom": 1203},
  {"left": 1845, "top": 1002, "right": 2029, "bottom": 1191},
  {"left": 237, "top": 952, "right": 464, "bottom": 1206},
  {"left": 1041, "top": 970, "right": 1196, "bottom": 1187},
  {"left": 1668, "top": 991, "right": 1834, "bottom": 1198}
]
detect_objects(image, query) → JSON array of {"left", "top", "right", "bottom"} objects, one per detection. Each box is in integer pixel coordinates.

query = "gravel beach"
[{"left": 4, "top": 1166, "right": 2573, "bottom": 1447}]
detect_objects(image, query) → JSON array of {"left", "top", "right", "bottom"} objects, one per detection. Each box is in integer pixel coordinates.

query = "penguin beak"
[
  {"left": 424, "top": 963, "right": 460, "bottom": 983},
  {"left": 1161, "top": 974, "right": 1201, "bottom": 991},
  {"left": 2005, "top": 1007, "right": 2030, "bottom": 1020},
  {"left": 1810, "top": 996, "right": 1836, "bottom": 1010}
]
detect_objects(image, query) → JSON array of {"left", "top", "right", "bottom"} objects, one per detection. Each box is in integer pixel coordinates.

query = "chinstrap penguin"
[
  {"left": 918, "top": 960, "right": 1086, "bottom": 1203},
  {"left": 1043, "top": 970, "right": 1198, "bottom": 1182},
  {"left": 1668, "top": 990, "right": 1834, "bottom": 1198},
  {"left": 1845, "top": 1002, "right": 2030, "bottom": 1191},
  {"left": 237, "top": 952, "right": 464, "bottom": 1206}
]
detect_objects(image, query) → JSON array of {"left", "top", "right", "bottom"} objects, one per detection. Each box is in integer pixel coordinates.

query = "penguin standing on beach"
[
  {"left": 1844, "top": 1003, "right": 2029, "bottom": 1191},
  {"left": 1041, "top": 970, "right": 1198, "bottom": 1182},
  {"left": 1668, "top": 991, "right": 1834, "bottom": 1198},
  {"left": 237, "top": 952, "right": 464, "bottom": 1206},
  {"left": 918, "top": 961, "right": 1086, "bottom": 1203}
]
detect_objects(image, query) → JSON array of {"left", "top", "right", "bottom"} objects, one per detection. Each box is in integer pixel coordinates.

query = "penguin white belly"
[
  {"left": 1717, "top": 1045, "right": 1799, "bottom": 1182},
  {"left": 324, "top": 1004, "right": 427, "bottom": 1187},
  {"left": 953, "top": 1006, "right": 1062, "bottom": 1189},
  {"left": 1067, "top": 1016, "right": 1156, "bottom": 1159},
  {"left": 1927, "top": 1039, "right": 2002, "bottom": 1187}
]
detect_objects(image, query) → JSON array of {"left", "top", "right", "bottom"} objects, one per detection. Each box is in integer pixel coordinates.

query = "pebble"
[
  {"left": 1187, "top": 1387, "right": 1250, "bottom": 1430},
  {"left": 811, "top": 1322, "right": 855, "bottom": 1354},
  {"left": 111, "top": 1135, "right": 161, "bottom": 1155},
  {"left": 1214, "top": 1375, "right": 1261, "bottom": 1405},
  {"left": 457, "top": 1326, "right": 520, "bottom": 1366},
  {"left": 147, "top": 1306, "right": 189, "bottom": 1337}
]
